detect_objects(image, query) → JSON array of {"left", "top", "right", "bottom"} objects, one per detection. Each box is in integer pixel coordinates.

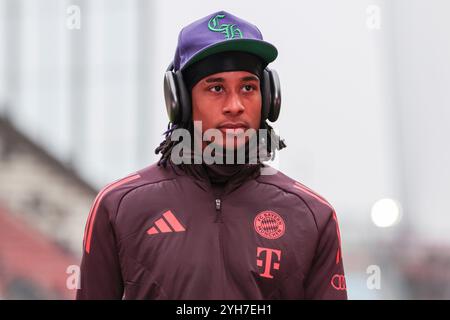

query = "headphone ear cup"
[
  {"left": 174, "top": 70, "right": 191, "bottom": 124},
  {"left": 164, "top": 71, "right": 181, "bottom": 123},
  {"left": 261, "top": 69, "right": 272, "bottom": 122},
  {"left": 267, "top": 69, "right": 281, "bottom": 122}
]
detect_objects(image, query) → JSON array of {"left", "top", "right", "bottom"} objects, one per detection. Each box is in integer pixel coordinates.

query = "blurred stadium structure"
[{"left": 0, "top": 0, "right": 449, "bottom": 299}]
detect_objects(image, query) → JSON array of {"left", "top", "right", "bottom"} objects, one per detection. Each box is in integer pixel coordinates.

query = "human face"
[{"left": 191, "top": 70, "right": 262, "bottom": 150}]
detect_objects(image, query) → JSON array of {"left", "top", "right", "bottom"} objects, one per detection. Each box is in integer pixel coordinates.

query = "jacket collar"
[{"left": 169, "top": 159, "right": 262, "bottom": 196}]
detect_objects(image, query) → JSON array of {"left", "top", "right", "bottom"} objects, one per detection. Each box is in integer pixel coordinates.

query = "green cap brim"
[{"left": 181, "top": 39, "right": 278, "bottom": 70}]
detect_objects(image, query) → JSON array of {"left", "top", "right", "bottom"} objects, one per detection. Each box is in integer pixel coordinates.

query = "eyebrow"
[
  {"left": 241, "top": 75, "right": 260, "bottom": 82},
  {"left": 204, "top": 75, "right": 260, "bottom": 83}
]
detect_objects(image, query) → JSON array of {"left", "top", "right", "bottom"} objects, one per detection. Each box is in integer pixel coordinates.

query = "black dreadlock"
[
  {"left": 260, "top": 121, "right": 287, "bottom": 161},
  {"left": 154, "top": 122, "right": 184, "bottom": 167},
  {"left": 155, "top": 121, "right": 286, "bottom": 167}
]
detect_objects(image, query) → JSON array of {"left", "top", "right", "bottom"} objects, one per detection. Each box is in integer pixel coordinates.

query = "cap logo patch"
[{"left": 208, "top": 14, "right": 243, "bottom": 39}]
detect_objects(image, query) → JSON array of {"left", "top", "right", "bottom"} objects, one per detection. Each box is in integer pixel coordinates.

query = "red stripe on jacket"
[{"left": 84, "top": 174, "right": 141, "bottom": 253}]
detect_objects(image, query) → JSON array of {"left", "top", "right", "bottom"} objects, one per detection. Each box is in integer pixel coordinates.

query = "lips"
[{"left": 217, "top": 122, "right": 249, "bottom": 131}]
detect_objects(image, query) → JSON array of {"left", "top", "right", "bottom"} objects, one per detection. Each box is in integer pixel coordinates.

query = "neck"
[{"left": 189, "top": 136, "right": 266, "bottom": 165}]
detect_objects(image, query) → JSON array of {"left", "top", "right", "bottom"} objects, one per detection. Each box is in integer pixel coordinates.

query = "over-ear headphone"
[{"left": 164, "top": 62, "right": 281, "bottom": 126}]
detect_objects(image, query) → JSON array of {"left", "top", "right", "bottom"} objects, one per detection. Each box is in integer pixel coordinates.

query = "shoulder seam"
[
  {"left": 256, "top": 179, "right": 320, "bottom": 232},
  {"left": 112, "top": 178, "right": 177, "bottom": 226},
  {"left": 84, "top": 173, "right": 141, "bottom": 254}
]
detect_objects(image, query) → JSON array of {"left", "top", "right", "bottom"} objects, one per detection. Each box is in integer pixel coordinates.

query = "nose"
[{"left": 222, "top": 92, "right": 245, "bottom": 116}]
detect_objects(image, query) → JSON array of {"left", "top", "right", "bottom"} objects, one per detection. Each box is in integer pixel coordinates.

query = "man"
[{"left": 76, "top": 11, "right": 347, "bottom": 300}]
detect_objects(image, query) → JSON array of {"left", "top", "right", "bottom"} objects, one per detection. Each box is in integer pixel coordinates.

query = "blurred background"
[{"left": 0, "top": 0, "right": 449, "bottom": 299}]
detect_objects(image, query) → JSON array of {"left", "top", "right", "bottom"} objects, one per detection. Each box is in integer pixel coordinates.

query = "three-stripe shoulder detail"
[
  {"left": 83, "top": 173, "right": 141, "bottom": 254},
  {"left": 293, "top": 181, "right": 343, "bottom": 265}
]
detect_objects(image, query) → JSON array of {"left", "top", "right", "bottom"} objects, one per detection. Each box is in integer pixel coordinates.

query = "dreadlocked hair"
[
  {"left": 260, "top": 121, "right": 287, "bottom": 161},
  {"left": 155, "top": 121, "right": 286, "bottom": 167},
  {"left": 155, "top": 122, "right": 189, "bottom": 167}
]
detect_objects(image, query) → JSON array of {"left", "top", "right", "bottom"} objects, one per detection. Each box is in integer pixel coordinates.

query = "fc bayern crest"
[{"left": 254, "top": 211, "right": 285, "bottom": 240}]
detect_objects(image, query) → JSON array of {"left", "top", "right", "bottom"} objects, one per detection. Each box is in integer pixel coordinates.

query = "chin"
[
  {"left": 223, "top": 136, "right": 249, "bottom": 150},
  {"left": 208, "top": 138, "right": 247, "bottom": 151}
]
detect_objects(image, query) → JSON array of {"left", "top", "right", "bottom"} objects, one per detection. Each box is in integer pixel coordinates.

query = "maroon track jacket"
[{"left": 76, "top": 162, "right": 347, "bottom": 299}]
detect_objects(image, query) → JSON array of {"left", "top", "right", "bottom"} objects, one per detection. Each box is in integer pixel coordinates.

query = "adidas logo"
[{"left": 147, "top": 210, "right": 186, "bottom": 235}]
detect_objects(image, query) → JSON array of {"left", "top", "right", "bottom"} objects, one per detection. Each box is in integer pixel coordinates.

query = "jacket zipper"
[
  {"left": 214, "top": 198, "right": 223, "bottom": 223},
  {"left": 213, "top": 193, "right": 226, "bottom": 298}
]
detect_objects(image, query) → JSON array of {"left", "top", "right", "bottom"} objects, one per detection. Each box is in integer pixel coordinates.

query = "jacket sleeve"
[
  {"left": 76, "top": 194, "right": 124, "bottom": 299},
  {"left": 304, "top": 210, "right": 348, "bottom": 300}
]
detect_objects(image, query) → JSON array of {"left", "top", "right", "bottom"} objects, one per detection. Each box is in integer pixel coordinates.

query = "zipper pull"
[
  {"left": 214, "top": 198, "right": 223, "bottom": 223},
  {"left": 215, "top": 199, "right": 221, "bottom": 211}
]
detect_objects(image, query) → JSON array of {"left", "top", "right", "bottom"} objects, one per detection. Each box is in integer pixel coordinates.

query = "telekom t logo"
[{"left": 256, "top": 247, "right": 282, "bottom": 279}]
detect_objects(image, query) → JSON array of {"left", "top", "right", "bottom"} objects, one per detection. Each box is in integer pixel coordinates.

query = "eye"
[
  {"left": 209, "top": 85, "right": 223, "bottom": 93},
  {"left": 242, "top": 84, "right": 255, "bottom": 92}
]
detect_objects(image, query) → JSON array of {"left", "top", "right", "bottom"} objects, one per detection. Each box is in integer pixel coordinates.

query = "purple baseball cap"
[{"left": 173, "top": 10, "right": 278, "bottom": 71}]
